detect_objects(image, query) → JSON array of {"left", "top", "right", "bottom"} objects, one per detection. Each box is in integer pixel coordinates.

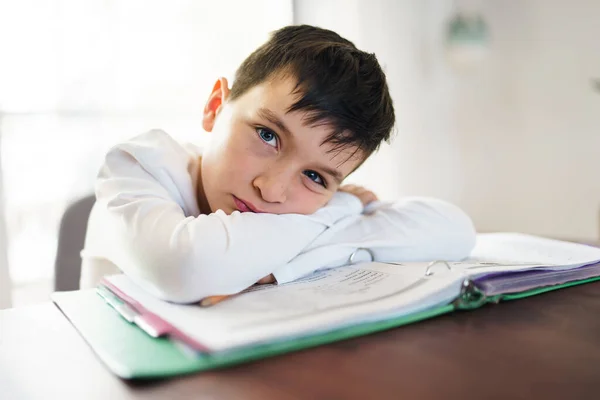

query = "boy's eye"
[
  {"left": 303, "top": 170, "right": 326, "bottom": 187},
  {"left": 256, "top": 127, "right": 278, "bottom": 148}
]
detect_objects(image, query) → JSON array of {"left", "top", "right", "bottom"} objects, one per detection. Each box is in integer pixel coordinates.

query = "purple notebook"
[{"left": 473, "top": 262, "right": 600, "bottom": 296}]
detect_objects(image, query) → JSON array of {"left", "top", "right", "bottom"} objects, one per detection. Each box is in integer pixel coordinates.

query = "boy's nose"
[{"left": 252, "top": 168, "right": 291, "bottom": 204}]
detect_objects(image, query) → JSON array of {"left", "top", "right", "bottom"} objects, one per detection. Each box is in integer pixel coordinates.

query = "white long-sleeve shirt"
[{"left": 81, "top": 130, "right": 476, "bottom": 303}]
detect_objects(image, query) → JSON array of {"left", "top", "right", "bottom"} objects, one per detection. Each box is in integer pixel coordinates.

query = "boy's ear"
[{"left": 202, "top": 77, "right": 230, "bottom": 132}]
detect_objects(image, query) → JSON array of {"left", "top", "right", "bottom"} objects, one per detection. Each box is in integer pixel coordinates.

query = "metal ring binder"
[
  {"left": 453, "top": 279, "right": 488, "bottom": 309},
  {"left": 424, "top": 260, "right": 452, "bottom": 276},
  {"left": 349, "top": 247, "right": 375, "bottom": 264},
  {"left": 422, "top": 261, "right": 488, "bottom": 309}
]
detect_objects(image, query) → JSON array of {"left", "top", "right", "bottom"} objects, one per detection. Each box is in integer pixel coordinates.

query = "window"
[{"left": 0, "top": 0, "right": 293, "bottom": 298}]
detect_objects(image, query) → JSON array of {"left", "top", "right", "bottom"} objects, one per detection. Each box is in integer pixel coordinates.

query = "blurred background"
[{"left": 0, "top": 0, "right": 598, "bottom": 309}]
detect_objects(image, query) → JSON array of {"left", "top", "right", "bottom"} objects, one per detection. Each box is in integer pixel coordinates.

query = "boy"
[{"left": 80, "top": 25, "right": 475, "bottom": 303}]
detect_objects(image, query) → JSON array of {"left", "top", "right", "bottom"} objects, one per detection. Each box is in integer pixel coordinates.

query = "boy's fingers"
[
  {"left": 200, "top": 294, "right": 232, "bottom": 307},
  {"left": 358, "top": 191, "right": 378, "bottom": 206},
  {"left": 338, "top": 185, "right": 378, "bottom": 205},
  {"left": 339, "top": 184, "right": 371, "bottom": 195},
  {"left": 361, "top": 191, "right": 378, "bottom": 204},
  {"left": 256, "top": 274, "right": 276, "bottom": 284},
  {"left": 339, "top": 184, "right": 357, "bottom": 191}
]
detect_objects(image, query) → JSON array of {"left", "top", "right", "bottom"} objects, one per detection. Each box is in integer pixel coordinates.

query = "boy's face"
[{"left": 199, "top": 75, "right": 364, "bottom": 215}]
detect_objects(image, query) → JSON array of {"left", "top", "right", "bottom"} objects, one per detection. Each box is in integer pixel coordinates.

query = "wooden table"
[{"left": 2, "top": 280, "right": 600, "bottom": 400}]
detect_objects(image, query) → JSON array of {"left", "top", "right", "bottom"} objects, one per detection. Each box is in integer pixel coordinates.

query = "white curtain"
[{"left": 0, "top": 0, "right": 293, "bottom": 307}]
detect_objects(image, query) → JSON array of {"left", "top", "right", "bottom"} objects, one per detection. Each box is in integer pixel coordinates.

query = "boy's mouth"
[{"left": 233, "top": 196, "right": 263, "bottom": 213}]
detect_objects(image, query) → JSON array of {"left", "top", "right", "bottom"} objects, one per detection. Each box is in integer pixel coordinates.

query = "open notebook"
[{"left": 52, "top": 233, "right": 600, "bottom": 378}]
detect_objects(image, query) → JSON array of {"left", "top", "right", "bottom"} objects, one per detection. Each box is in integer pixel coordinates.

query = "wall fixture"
[{"left": 445, "top": 6, "right": 490, "bottom": 70}]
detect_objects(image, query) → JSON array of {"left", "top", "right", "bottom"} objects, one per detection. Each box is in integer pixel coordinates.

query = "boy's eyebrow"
[
  {"left": 257, "top": 107, "right": 292, "bottom": 137},
  {"left": 319, "top": 165, "right": 344, "bottom": 185},
  {"left": 257, "top": 107, "right": 344, "bottom": 185}
]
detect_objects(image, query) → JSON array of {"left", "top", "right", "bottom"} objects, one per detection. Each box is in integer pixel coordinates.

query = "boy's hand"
[
  {"left": 338, "top": 184, "right": 378, "bottom": 206},
  {"left": 200, "top": 274, "right": 276, "bottom": 306},
  {"left": 256, "top": 274, "right": 276, "bottom": 284}
]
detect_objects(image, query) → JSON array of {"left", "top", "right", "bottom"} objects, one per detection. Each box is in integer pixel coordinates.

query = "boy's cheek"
[{"left": 224, "top": 153, "right": 258, "bottom": 179}]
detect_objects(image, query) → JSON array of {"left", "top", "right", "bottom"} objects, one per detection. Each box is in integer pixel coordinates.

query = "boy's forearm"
[
  {"left": 96, "top": 153, "right": 363, "bottom": 303},
  {"left": 271, "top": 197, "right": 476, "bottom": 283},
  {"left": 364, "top": 197, "right": 476, "bottom": 261},
  {"left": 101, "top": 203, "right": 349, "bottom": 303}
]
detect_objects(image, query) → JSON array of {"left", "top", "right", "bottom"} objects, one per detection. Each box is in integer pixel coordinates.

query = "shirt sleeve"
[
  {"left": 271, "top": 197, "right": 477, "bottom": 283},
  {"left": 94, "top": 135, "right": 363, "bottom": 304}
]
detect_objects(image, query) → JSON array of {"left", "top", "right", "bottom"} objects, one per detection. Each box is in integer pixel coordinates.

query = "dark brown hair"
[{"left": 229, "top": 25, "right": 395, "bottom": 159}]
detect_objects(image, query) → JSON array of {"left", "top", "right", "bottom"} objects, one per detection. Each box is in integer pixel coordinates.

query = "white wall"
[
  {"left": 295, "top": 0, "right": 600, "bottom": 241},
  {"left": 0, "top": 114, "right": 12, "bottom": 308}
]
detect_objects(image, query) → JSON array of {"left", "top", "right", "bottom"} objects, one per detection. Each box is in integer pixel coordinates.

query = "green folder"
[{"left": 51, "top": 274, "right": 600, "bottom": 380}]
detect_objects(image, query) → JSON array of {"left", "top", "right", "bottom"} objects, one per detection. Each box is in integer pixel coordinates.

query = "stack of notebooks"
[{"left": 52, "top": 233, "right": 600, "bottom": 379}]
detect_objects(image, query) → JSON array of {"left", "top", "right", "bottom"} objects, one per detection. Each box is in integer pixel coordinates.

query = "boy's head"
[{"left": 199, "top": 25, "right": 395, "bottom": 215}]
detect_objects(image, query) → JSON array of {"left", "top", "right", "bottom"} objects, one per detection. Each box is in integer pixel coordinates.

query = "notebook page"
[
  {"left": 467, "top": 233, "right": 600, "bottom": 269},
  {"left": 107, "top": 262, "right": 464, "bottom": 352}
]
